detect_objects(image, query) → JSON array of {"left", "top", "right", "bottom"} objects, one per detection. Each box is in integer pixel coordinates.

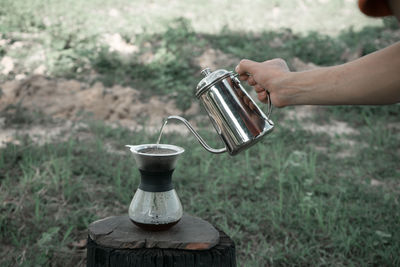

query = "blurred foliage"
[
  {"left": 383, "top": 16, "right": 400, "bottom": 30},
  {"left": 1, "top": 2, "right": 399, "bottom": 111},
  {"left": 90, "top": 18, "right": 201, "bottom": 110}
]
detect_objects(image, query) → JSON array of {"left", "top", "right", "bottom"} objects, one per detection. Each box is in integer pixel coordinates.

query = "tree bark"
[{"left": 87, "top": 229, "right": 236, "bottom": 267}]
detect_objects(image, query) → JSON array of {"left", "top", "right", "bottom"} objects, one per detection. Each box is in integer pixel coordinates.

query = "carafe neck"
[{"left": 138, "top": 169, "right": 174, "bottom": 192}]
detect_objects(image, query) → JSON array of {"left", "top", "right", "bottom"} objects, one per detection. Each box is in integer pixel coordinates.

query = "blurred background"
[{"left": 0, "top": 0, "right": 399, "bottom": 266}]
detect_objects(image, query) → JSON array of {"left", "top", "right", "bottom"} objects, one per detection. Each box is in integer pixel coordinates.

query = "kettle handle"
[
  {"left": 167, "top": 116, "right": 227, "bottom": 154},
  {"left": 232, "top": 73, "right": 273, "bottom": 118},
  {"left": 265, "top": 91, "right": 272, "bottom": 118}
]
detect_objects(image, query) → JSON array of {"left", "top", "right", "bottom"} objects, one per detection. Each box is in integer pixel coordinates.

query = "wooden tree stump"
[{"left": 87, "top": 214, "right": 236, "bottom": 267}]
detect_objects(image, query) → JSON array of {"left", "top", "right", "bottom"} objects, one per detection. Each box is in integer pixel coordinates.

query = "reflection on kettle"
[{"left": 159, "top": 68, "right": 274, "bottom": 156}]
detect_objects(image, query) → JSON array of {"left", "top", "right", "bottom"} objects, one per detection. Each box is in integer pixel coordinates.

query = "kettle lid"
[{"left": 195, "top": 68, "right": 231, "bottom": 97}]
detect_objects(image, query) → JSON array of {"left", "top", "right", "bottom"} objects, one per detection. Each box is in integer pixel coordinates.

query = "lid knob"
[{"left": 201, "top": 68, "right": 212, "bottom": 76}]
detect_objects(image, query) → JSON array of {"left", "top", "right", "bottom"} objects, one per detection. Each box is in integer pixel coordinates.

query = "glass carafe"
[{"left": 126, "top": 144, "right": 184, "bottom": 231}]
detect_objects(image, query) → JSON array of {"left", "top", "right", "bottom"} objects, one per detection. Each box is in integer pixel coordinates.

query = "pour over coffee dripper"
[{"left": 126, "top": 144, "right": 184, "bottom": 231}]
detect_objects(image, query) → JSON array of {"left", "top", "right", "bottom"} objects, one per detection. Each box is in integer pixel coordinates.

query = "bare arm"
[
  {"left": 236, "top": 1, "right": 400, "bottom": 108},
  {"left": 235, "top": 42, "right": 400, "bottom": 107}
]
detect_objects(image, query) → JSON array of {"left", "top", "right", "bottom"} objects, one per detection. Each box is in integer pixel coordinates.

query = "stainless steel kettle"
[{"left": 168, "top": 67, "right": 274, "bottom": 156}]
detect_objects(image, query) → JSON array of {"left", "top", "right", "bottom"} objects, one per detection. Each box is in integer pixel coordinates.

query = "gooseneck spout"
[{"left": 167, "top": 115, "right": 227, "bottom": 154}]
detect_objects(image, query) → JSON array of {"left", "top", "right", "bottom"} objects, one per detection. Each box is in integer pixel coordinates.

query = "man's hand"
[{"left": 235, "top": 58, "right": 292, "bottom": 107}]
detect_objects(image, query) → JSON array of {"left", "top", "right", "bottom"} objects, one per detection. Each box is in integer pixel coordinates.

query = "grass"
[
  {"left": 1, "top": 0, "right": 400, "bottom": 266},
  {"left": 0, "top": 106, "right": 399, "bottom": 266}
]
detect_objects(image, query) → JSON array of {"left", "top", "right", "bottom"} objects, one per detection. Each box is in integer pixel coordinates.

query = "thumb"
[{"left": 235, "top": 59, "right": 258, "bottom": 75}]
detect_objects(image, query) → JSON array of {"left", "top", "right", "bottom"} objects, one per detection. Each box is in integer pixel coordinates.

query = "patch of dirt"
[
  {"left": 1, "top": 56, "right": 14, "bottom": 75},
  {"left": 193, "top": 48, "right": 239, "bottom": 70},
  {"left": 302, "top": 120, "right": 358, "bottom": 137},
  {"left": 370, "top": 179, "right": 384, "bottom": 187},
  {"left": 0, "top": 75, "right": 202, "bottom": 144},
  {"left": 0, "top": 120, "right": 89, "bottom": 148},
  {"left": 103, "top": 33, "right": 138, "bottom": 55},
  {"left": 285, "top": 105, "right": 318, "bottom": 120}
]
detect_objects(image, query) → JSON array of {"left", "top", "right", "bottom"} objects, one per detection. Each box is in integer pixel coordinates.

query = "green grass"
[{"left": 0, "top": 107, "right": 399, "bottom": 266}]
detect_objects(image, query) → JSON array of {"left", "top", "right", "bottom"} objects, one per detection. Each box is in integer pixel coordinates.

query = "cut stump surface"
[
  {"left": 88, "top": 214, "right": 219, "bottom": 250},
  {"left": 87, "top": 214, "right": 236, "bottom": 267}
]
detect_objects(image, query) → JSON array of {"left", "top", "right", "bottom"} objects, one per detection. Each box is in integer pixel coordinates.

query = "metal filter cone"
[{"left": 126, "top": 144, "right": 185, "bottom": 171}]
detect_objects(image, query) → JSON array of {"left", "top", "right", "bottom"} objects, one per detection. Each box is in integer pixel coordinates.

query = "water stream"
[
  {"left": 156, "top": 119, "right": 168, "bottom": 147},
  {"left": 156, "top": 116, "right": 189, "bottom": 148}
]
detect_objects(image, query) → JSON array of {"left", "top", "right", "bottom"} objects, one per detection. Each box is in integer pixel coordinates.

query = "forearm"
[{"left": 286, "top": 42, "right": 400, "bottom": 105}]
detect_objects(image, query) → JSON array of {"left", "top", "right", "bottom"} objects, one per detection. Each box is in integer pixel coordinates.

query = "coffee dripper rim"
[{"left": 126, "top": 144, "right": 185, "bottom": 157}]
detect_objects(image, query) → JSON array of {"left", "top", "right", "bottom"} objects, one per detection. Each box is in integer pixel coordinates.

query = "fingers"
[
  {"left": 247, "top": 75, "right": 256, "bottom": 86},
  {"left": 235, "top": 59, "right": 258, "bottom": 76},
  {"left": 258, "top": 90, "right": 268, "bottom": 103},
  {"left": 254, "top": 84, "right": 264, "bottom": 92},
  {"left": 239, "top": 74, "right": 249, "bottom": 81}
]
